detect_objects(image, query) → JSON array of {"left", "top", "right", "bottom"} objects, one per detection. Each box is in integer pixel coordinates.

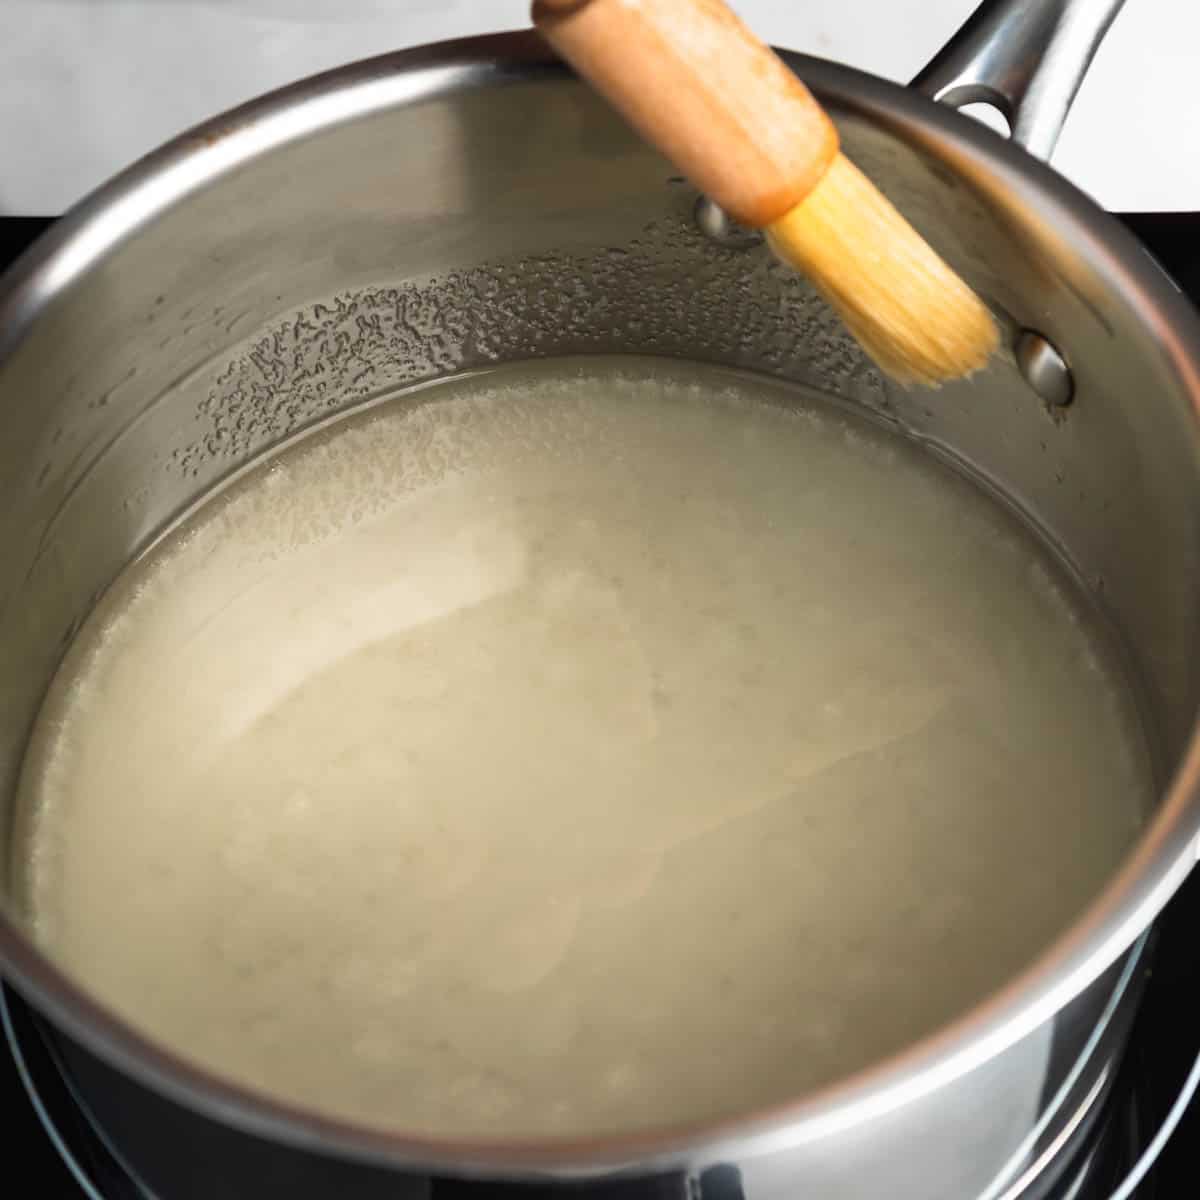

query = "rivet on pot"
[
  {"left": 694, "top": 196, "right": 763, "bottom": 250},
  {"left": 1015, "top": 330, "right": 1074, "bottom": 407}
]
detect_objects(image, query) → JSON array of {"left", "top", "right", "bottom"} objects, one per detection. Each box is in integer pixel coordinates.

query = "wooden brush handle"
[{"left": 532, "top": 0, "right": 839, "bottom": 228}]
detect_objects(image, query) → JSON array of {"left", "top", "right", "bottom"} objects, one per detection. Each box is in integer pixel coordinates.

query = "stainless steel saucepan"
[{"left": 1, "top": 1, "right": 1198, "bottom": 1196}]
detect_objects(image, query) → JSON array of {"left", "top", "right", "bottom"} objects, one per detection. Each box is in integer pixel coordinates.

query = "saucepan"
[{"left": 0, "top": 0, "right": 1198, "bottom": 1196}]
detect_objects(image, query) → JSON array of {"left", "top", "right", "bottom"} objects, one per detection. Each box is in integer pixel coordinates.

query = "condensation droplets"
[{"left": 174, "top": 217, "right": 885, "bottom": 480}]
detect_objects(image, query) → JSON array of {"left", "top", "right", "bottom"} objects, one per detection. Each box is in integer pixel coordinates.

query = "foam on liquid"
[{"left": 19, "top": 358, "right": 1150, "bottom": 1138}]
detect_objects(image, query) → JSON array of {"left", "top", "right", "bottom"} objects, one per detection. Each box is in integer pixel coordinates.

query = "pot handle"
[{"left": 910, "top": 0, "right": 1125, "bottom": 159}]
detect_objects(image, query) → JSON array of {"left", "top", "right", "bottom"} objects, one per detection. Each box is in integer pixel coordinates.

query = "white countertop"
[{"left": 0, "top": 0, "right": 1195, "bottom": 215}]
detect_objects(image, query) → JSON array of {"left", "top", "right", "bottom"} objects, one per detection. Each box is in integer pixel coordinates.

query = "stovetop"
[{"left": 2, "top": 213, "right": 1199, "bottom": 1199}]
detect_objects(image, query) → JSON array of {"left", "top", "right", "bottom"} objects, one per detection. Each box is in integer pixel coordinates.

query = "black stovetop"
[{"left": 2, "top": 213, "right": 1199, "bottom": 1199}]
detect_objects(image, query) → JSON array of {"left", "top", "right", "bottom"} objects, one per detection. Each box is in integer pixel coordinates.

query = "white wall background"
[{"left": 0, "top": 0, "right": 1195, "bottom": 215}]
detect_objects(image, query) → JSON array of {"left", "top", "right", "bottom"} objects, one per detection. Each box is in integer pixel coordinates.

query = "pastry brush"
[{"left": 533, "top": 0, "right": 999, "bottom": 387}]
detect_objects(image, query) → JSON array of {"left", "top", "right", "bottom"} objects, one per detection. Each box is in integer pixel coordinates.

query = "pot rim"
[{"left": 1, "top": 29, "right": 1199, "bottom": 1180}]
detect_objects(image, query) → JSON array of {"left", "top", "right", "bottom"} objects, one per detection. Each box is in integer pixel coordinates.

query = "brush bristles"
[{"left": 766, "top": 152, "right": 999, "bottom": 388}]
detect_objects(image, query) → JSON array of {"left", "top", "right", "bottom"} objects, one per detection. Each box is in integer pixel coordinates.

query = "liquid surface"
[{"left": 20, "top": 359, "right": 1149, "bottom": 1138}]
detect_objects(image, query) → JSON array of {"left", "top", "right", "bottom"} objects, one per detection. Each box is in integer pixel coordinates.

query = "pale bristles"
[{"left": 766, "top": 152, "right": 999, "bottom": 387}]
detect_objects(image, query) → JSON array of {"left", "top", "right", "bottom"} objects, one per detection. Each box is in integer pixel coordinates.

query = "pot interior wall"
[{"left": 0, "top": 46, "right": 1197, "bottom": 928}]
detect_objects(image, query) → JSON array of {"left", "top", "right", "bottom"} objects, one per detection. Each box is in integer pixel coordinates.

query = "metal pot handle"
[{"left": 911, "top": 0, "right": 1126, "bottom": 159}]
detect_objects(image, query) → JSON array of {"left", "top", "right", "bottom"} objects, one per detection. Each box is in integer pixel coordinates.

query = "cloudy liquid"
[{"left": 19, "top": 358, "right": 1150, "bottom": 1138}]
